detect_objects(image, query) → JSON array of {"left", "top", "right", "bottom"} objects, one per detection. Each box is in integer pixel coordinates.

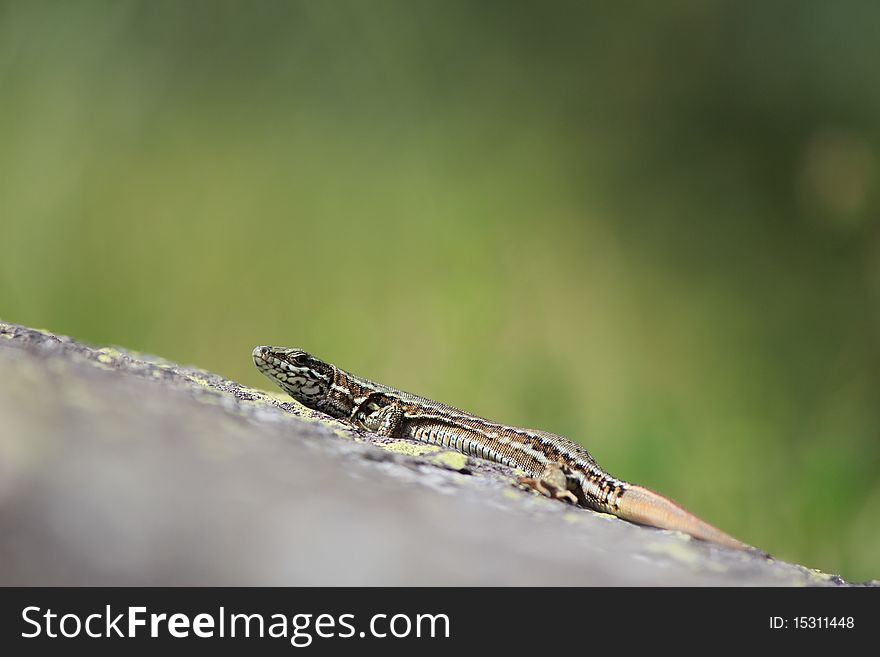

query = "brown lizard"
[{"left": 253, "top": 345, "right": 752, "bottom": 551}]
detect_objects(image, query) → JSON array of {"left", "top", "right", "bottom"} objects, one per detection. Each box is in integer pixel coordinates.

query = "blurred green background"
[{"left": 1, "top": 0, "right": 878, "bottom": 581}]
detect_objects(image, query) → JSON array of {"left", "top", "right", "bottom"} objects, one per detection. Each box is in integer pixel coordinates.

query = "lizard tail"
[{"left": 614, "top": 484, "right": 751, "bottom": 551}]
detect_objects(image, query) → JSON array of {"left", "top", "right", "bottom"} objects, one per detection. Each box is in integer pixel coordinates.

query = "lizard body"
[{"left": 253, "top": 346, "right": 750, "bottom": 551}]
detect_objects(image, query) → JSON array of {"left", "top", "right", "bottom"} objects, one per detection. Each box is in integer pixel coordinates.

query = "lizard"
[{"left": 253, "top": 345, "right": 752, "bottom": 551}]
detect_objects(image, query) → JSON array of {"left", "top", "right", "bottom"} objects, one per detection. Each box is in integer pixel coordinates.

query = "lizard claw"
[{"left": 518, "top": 463, "right": 580, "bottom": 505}]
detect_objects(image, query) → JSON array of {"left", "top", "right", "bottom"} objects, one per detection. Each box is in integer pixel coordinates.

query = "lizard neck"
[{"left": 316, "top": 365, "right": 369, "bottom": 418}]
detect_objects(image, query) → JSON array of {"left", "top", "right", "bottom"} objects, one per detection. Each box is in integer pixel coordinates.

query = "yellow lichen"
[
  {"left": 96, "top": 347, "right": 126, "bottom": 359},
  {"left": 808, "top": 569, "right": 835, "bottom": 581},
  {"left": 380, "top": 441, "right": 443, "bottom": 457},
  {"left": 645, "top": 537, "right": 701, "bottom": 566},
  {"left": 429, "top": 451, "right": 469, "bottom": 472}
]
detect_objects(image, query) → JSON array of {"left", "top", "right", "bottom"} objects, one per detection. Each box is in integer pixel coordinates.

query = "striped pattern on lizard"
[{"left": 253, "top": 345, "right": 752, "bottom": 551}]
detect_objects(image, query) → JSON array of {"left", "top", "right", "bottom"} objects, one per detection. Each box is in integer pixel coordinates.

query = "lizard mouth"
[
  {"left": 252, "top": 347, "right": 297, "bottom": 392},
  {"left": 252, "top": 345, "right": 316, "bottom": 380},
  {"left": 252, "top": 345, "right": 272, "bottom": 370},
  {"left": 252, "top": 346, "right": 289, "bottom": 379},
  {"left": 252, "top": 346, "right": 331, "bottom": 403}
]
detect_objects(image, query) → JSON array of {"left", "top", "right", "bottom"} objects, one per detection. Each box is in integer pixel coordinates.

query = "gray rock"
[{"left": 0, "top": 320, "right": 855, "bottom": 585}]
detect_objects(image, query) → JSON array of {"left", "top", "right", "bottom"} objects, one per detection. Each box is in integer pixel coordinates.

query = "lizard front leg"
[
  {"left": 363, "top": 403, "right": 406, "bottom": 437},
  {"left": 350, "top": 392, "right": 406, "bottom": 437}
]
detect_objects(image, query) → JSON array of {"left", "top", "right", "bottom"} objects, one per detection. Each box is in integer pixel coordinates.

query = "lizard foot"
[{"left": 518, "top": 463, "right": 581, "bottom": 505}]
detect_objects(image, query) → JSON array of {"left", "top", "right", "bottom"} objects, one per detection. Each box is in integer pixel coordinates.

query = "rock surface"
[{"left": 0, "top": 320, "right": 855, "bottom": 585}]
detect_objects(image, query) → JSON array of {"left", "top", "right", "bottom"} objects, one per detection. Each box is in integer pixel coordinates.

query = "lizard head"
[{"left": 252, "top": 346, "right": 334, "bottom": 406}]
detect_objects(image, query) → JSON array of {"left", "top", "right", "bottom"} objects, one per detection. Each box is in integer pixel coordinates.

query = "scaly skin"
[{"left": 253, "top": 345, "right": 752, "bottom": 551}]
